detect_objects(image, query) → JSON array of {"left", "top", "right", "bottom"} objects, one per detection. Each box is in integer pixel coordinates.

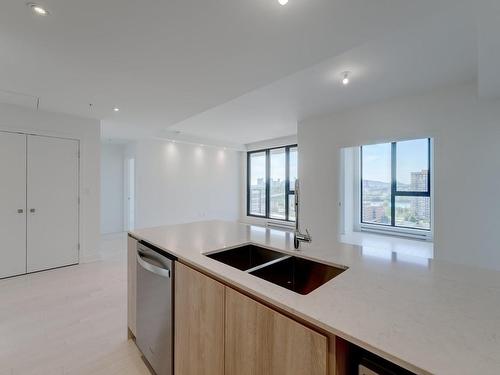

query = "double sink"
[{"left": 206, "top": 244, "right": 347, "bottom": 295}]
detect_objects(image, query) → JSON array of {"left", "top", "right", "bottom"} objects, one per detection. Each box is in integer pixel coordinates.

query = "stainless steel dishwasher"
[{"left": 136, "top": 242, "right": 174, "bottom": 375}]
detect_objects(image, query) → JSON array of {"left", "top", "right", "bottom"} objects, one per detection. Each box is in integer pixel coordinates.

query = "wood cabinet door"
[
  {"left": 127, "top": 235, "right": 137, "bottom": 337},
  {"left": 175, "top": 263, "right": 225, "bottom": 375},
  {"left": 225, "top": 287, "right": 328, "bottom": 375}
]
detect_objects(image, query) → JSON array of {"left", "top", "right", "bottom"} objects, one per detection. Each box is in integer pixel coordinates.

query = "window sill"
[
  {"left": 342, "top": 231, "right": 434, "bottom": 259},
  {"left": 241, "top": 216, "right": 295, "bottom": 231},
  {"left": 359, "top": 223, "right": 432, "bottom": 241}
]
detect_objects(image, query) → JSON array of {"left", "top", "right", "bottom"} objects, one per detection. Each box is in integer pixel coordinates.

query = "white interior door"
[
  {"left": 27, "top": 135, "right": 79, "bottom": 272},
  {"left": 0, "top": 132, "right": 27, "bottom": 278}
]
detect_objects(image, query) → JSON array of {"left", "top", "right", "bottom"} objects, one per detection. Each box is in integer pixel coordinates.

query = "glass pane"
[
  {"left": 396, "top": 139, "right": 429, "bottom": 192},
  {"left": 249, "top": 152, "right": 266, "bottom": 216},
  {"left": 395, "top": 196, "right": 431, "bottom": 230},
  {"left": 288, "top": 194, "right": 296, "bottom": 222},
  {"left": 270, "top": 148, "right": 286, "bottom": 219},
  {"left": 289, "top": 147, "right": 298, "bottom": 191},
  {"left": 361, "top": 143, "right": 392, "bottom": 225}
]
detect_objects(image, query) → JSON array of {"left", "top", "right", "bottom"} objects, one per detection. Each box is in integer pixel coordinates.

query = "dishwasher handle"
[{"left": 137, "top": 252, "right": 171, "bottom": 278}]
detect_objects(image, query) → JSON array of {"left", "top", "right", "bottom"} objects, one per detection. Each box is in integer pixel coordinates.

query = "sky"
[
  {"left": 362, "top": 138, "right": 429, "bottom": 184},
  {"left": 249, "top": 140, "right": 427, "bottom": 187},
  {"left": 250, "top": 147, "right": 297, "bottom": 185}
]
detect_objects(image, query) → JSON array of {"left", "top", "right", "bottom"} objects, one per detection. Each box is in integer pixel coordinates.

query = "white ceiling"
[
  {"left": 478, "top": 0, "right": 500, "bottom": 99},
  {"left": 170, "top": 8, "right": 478, "bottom": 145},
  {"left": 0, "top": 0, "right": 498, "bottom": 146}
]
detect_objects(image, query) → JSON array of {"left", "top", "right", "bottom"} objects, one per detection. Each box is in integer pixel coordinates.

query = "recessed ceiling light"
[
  {"left": 113, "top": 107, "right": 120, "bottom": 112},
  {"left": 278, "top": 0, "right": 289, "bottom": 5},
  {"left": 342, "top": 71, "right": 350, "bottom": 86},
  {"left": 27, "top": 3, "right": 49, "bottom": 16}
]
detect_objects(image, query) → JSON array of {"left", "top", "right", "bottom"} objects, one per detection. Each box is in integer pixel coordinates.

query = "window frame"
[
  {"left": 360, "top": 138, "right": 431, "bottom": 231},
  {"left": 247, "top": 144, "right": 297, "bottom": 222}
]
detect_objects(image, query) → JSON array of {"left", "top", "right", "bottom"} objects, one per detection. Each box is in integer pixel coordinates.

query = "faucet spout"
[{"left": 293, "top": 179, "right": 312, "bottom": 250}]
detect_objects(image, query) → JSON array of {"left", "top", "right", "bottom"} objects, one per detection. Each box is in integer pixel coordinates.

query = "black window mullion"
[
  {"left": 285, "top": 146, "right": 290, "bottom": 221},
  {"left": 246, "top": 152, "right": 251, "bottom": 216},
  {"left": 265, "top": 149, "right": 270, "bottom": 219},
  {"left": 391, "top": 142, "right": 396, "bottom": 227},
  {"left": 427, "top": 138, "right": 431, "bottom": 194},
  {"left": 360, "top": 146, "right": 364, "bottom": 225},
  {"left": 395, "top": 191, "right": 430, "bottom": 197}
]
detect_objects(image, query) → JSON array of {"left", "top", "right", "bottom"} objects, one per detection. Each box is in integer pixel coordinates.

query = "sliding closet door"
[
  {"left": 0, "top": 132, "right": 27, "bottom": 278},
  {"left": 27, "top": 135, "right": 79, "bottom": 273}
]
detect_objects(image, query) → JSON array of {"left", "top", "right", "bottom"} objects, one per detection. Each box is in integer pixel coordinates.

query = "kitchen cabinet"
[
  {"left": 174, "top": 262, "right": 225, "bottom": 375},
  {"left": 155, "top": 260, "right": 335, "bottom": 375},
  {"left": 127, "top": 235, "right": 137, "bottom": 338},
  {"left": 225, "top": 287, "right": 328, "bottom": 375}
]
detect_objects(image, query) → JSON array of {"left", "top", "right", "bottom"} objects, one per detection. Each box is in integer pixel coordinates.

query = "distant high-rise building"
[
  {"left": 362, "top": 204, "right": 388, "bottom": 224},
  {"left": 250, "top": 177, "right": 266, "bottom": 214},
  {"left": 411, "top": 170, "right": 428, "bottom": 191},
  {"left": 411, "top": 170, "right": 430, "bottom": 220}
]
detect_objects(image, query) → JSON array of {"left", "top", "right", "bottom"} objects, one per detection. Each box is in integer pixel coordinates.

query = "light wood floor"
[{"left": 0, "top": 233, "right": 150, "bottom": 375}]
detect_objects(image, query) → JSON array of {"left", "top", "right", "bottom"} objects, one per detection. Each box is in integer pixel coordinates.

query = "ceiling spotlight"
[
  {"left": 278, "top": 0, "right": 289, "bottom": 5},
  {"left": 342, "top": 71, "right": 350, "bottom": 86},
  {"left": 27, "top": 3, "right": 49, "bottom": 15},
  {"left": 113, "top": 107, "right": 120, "bottom": 112}
]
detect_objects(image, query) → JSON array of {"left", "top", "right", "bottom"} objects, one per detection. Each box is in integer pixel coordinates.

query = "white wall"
[
  {"left": 298, "top": 83, "right": 500, "bottom": 270},
  {"left": 0, "top": 102, "right": 100, "bottom": 261},
  {"left": 246, "top": 135, "right": 298, "bottom": 152},
  {"left": 134, "top": 139, "right": 241, "bottom": 228},
  {"left": 100, "top": 143, "right": 125, "bottom": 234}
]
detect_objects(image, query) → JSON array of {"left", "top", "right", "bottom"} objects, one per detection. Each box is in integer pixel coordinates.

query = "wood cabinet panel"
[
  {"left": 225, "top": 287, "right": 328, "bottom": 375},
  {"left": 127, "top": 235, "right": 137, "bottom": 337},
  {"left": 331, "top": 335, "right": 350, "bottom": 375},
  {"left": 175, "top": 262, "right": 225, "bottom": 375}
]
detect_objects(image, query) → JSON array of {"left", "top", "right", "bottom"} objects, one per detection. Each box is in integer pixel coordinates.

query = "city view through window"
[
  {"left": 361, "top": 138, "right": 431, "bottom": 230},
  {"left": 248, "top": 145, "right": 297, "bottom": 221}
]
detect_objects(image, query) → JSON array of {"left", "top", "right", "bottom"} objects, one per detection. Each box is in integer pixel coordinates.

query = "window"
[
  {"left": 248, "top": 151, "right": 266, "bottom": 216},
  {"left": 247, "top": 145, "right": 297, "bottom": 221},
  {"left": 361, "top": 138, "right": 431, "bottom": 231}
]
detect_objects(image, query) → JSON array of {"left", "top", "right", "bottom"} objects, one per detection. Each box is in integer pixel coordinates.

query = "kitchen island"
[{"left": 129, "top": 220, "right": 500, "bottom": 375}]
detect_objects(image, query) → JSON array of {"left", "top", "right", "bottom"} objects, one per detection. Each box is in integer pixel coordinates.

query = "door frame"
[
  {"left": 0, "top": 129, "right": 81, "bottom": 266},
  {"left": 0, "top": 131, "right": 28, "bottom": 278},
  {"left": 123, "top": 157, "right": 135, "bottom": 231}
]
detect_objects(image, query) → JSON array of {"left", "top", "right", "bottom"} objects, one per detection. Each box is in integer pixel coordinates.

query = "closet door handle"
[
  {"left": 17, "top": 209, "right": 24, "bottom": 214},
  {"left": 30, "top": 208, "right": 36, "bottom": 213}
]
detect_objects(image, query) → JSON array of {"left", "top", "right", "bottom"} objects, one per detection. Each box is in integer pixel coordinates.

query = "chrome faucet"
[{"left": 293, "top": 179, "right": 312, "bottom": 249}]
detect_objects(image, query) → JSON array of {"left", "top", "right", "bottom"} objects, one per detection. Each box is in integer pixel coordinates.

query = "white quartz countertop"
[{"left": 130, "top": 220, "right": 500, "bottom": 375}]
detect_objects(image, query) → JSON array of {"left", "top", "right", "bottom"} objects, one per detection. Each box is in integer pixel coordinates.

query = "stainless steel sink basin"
[
  {"left": 249, "top": 255, "right": 346, "bottom": 295},
  {"left": 206, "top": 245, "right": 286, "bottom": 271},
  {"left": 206, "top": 245, "right": 347, "bottom": 295}
]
